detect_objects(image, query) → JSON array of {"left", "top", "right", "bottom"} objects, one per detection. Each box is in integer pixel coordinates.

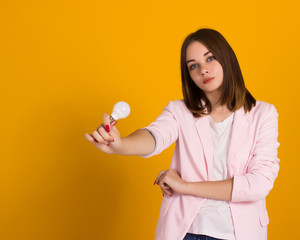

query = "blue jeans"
[{"left": 183, "top": 233, "right": 224, "bottom": 240}]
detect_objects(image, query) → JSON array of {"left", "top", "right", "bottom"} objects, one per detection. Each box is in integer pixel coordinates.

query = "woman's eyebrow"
[
  {"left": 203, "top": 51, "right": 211, "bottom": 56},
  {"left": 186, "top": 51, "right": 211, "bottom": 64}
]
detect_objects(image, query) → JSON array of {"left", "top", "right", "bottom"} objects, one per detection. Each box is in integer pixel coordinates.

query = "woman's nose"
[
  {"left": 198, "top": 63, "right": 209, "bottom": 75},
  {"left": 201, "top": 68, "right": 208, "bottom": 75}
]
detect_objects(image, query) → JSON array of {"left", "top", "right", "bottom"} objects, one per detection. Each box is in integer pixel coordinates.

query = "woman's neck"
[{"left": 205, "top": 91, "right": 231, "bottom": 113}]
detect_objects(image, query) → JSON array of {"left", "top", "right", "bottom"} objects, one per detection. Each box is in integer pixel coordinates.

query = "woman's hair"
[{"left": 180, "top": 28, "right": 256, "bottom": 117}]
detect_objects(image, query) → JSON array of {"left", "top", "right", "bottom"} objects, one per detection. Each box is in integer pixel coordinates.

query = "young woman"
[{"left": 85, "top": 28, "right": 280, "bottom": 240}]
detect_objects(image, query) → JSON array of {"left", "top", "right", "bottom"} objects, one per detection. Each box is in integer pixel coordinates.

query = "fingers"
[
  {"left": 153, "top": 170, "right": 174, "bottom": 197},
  {"left": 96, "top": 124, "right": 114, "bottom": 142},
  {"left": 154, "top": 170, "right": 166, "bottom": 185},
  {"left": 110, "top": 120, "right": 118, "bottom": 129},
  {"left": 154, "top": 177, "right": 169, "bottom": 196},
  {"left": 90, "top": 131, "right": 107, "bottom": 146},
  {"left": 85, "top": 113, "right": 118, "bottom": 146},
  {"left": 85, "top": 131, "right": 109, "bottom": 146},
  {"left": 103, "top": 113, "right": 111, "bottom": 133},
  {"left": 84, "top": 126, "right": 113, "bottom": 146},
  {"left": 161, "top": 184, "right": 173, "bottom": 197},
  {"left": 84, "top": 133, "right": 96, "bottom": 142}
]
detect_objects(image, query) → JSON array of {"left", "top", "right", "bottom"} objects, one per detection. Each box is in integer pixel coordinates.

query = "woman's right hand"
[{"left": 84, "top": 113, "right": 122, "bottom": 154}]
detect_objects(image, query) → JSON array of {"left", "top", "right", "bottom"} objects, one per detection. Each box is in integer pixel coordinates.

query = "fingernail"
[
  {"left": 106, "top": 125, "right": 110, "bottom": 133},
  {"left": 112, "top": 121, "right": 118, "bottom": 126}
]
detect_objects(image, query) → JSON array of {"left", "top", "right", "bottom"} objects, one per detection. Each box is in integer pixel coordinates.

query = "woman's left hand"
[{"left": 154, "top": 169, "right": 187, "bottom": 197}]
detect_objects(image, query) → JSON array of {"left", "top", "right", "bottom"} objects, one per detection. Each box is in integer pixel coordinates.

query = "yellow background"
[{"left": 1, "top": 0, "right": 299, "bottom": 239}]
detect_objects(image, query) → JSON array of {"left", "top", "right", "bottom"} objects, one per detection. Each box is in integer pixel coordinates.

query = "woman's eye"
[
  {"left": 207, "top": 56, "right": 215, "bottom": 62},
  {"left": 190, "top": 64, "right": 198, "bottom": 70}
]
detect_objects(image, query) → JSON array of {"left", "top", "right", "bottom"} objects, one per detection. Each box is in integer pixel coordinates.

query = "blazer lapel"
[
  {"left": 227, "top": 107, "right": 249, "bottom": 176},
  {"left": 195, "top": 115, "right": 214, "bottom": 181}
]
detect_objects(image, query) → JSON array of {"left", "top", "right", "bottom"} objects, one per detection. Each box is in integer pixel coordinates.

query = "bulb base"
[{"left": 109, "top": 115, "right": 116, "bottom": 123}]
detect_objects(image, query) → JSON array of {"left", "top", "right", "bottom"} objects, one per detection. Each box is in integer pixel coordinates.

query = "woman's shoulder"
[
  {"left": 163, "top": 99, "right": 194, "bottom": 118},
  {"left": 248, "top": 100, "right": 279, "bottom": 119},
  {"left": 166, "top": 99, "right": 184, "bottom": 104},
  {"left": 251, "top": 100, "right": 277, "bottom": 112},
  {"left": 165, "top": 99, "right": 187, "bottom": 111}
]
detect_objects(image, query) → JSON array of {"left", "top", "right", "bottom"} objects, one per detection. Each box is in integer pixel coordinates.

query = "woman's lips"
[{"left": 203, "top": 77, "right": 214, "bottom": 84}]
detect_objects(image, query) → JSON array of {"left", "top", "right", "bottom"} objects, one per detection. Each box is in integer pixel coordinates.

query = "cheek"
[
  {"left": 216, "top": 64, "right": 224, "bottom": 76},
  {"left": 188, "top": 71, "right": 197, "bottom": 81},
  {"left": 211, "top": 64, "right": 223, "bottom": 80}
]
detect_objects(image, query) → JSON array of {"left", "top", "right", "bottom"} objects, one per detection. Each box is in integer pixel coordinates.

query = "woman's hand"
[
  {"left": 84, "top": 113, "right": 122, "bottom": 154},
  {"left": 154, "top": 169, "right": 187, "bottom": 197}
]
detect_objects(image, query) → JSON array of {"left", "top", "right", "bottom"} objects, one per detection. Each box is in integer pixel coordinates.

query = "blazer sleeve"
[
  {"left": 231, "top": 104, "right": 280, "bottom": 202},
  {"left": 140, "top": 101, "right": 179, "bottom": 158}
]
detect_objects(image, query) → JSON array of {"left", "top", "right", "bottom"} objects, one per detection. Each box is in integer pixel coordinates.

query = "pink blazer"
[{"left": 142, "top": 100, "right": 280, "bottom": 240}]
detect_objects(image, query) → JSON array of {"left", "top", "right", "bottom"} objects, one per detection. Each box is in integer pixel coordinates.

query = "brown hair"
[{"left": 180, "top": 28, "right": 256, "bottom": 117}]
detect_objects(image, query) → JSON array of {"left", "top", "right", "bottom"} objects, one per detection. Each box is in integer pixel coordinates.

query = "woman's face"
[{"left": 186, "top": 41, "right": 224, "bottom": 95}]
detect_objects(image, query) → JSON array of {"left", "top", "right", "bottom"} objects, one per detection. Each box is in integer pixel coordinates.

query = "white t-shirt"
[{"left": 188, "top": 112, "right": 236, "bottom": 240}]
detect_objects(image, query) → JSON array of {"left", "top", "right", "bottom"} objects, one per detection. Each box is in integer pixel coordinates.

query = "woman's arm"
[
  {"left": 86, "top": 101, "right": 179, "bottom": 157},
  {"left": 85, "top": 113, "right": 155, "bottom": 156},
  {"left": 118, "top": 129, "right": 156, "bottom": 155},
  {"left": 231, "top": 104, "right": 280, "bottom": 202},
  {"left": 184, "top": 179, "right": 233, "bottom": 201},
  {"left": 154, "top": 169, "right": 233, "bottom": 201}
]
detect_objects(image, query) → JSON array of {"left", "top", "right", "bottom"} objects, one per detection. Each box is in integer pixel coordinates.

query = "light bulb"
[{"left": 110, "top": 101, "right": 131, "bottom": 122}]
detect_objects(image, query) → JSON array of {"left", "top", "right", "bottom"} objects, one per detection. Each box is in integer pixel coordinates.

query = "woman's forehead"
[{"left": 186, "top": 41, "right": 210, "bottom": 58}]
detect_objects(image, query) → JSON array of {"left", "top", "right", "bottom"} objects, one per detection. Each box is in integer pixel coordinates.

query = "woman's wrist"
[{"left": 181, "top": 181, "right": 190, "bottom": 195}]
